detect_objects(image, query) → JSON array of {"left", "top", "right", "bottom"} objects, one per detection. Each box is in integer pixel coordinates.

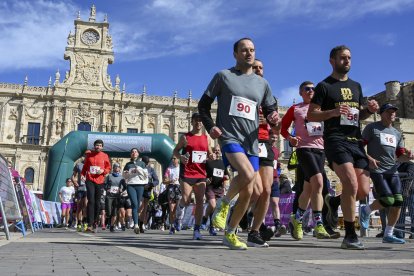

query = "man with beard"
[{"left": 307, "top": 45, "right": 379, "bottom": 249}]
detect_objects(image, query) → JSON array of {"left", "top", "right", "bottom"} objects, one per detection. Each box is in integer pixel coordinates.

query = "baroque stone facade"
[{"left": 0, "top": 5, "right": 413, "bottom": 190}]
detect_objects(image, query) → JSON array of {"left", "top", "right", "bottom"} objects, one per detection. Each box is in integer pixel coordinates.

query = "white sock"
[{"left": 384, "top": 225, "right": 394, "bottom": 237}]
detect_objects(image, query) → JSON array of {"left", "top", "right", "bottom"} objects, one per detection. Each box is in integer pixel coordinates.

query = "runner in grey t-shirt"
[
  {"left": 359, "top": 103, "right": 414, "bottom": 244},
  {"left": 198, "top": 37, "right": 280, "bottom": 250}
]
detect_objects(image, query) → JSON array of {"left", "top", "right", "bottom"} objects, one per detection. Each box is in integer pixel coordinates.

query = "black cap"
[
  {"left": 191, "top": 112, "right": 201, "bottom": 120},
  {"left": 379, "top": 103, "right": 398, "bottom": 114}
]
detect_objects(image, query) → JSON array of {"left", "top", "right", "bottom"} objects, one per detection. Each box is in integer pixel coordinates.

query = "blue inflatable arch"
[{"left": 43, "top": 131, "right": 175, "bottom": 201}]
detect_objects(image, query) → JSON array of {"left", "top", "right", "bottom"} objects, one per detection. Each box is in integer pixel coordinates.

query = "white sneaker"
[{"left": 193, "top": 229, "right": 202, "bottom": 240}]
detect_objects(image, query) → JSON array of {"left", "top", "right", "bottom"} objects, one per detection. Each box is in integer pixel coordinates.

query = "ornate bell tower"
[{"left": 61, "top": 5, "right": 116, "bottom": 91}]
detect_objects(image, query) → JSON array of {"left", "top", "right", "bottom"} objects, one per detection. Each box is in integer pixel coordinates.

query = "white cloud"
[
  {"left": 276, "top": 85, "right": 300, "bottom": 107},
  {"left": 369, "top": 33, "right": 397, "bottom": 47},
  {"left": 0, "top": 0, "right": 79, "bottom": 72},
  {"left": 1, "top": 0, "right": 413, "bottom": 71}
]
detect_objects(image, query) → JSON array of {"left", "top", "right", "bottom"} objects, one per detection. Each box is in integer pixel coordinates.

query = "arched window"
[
  {"left": 78, "top": 122, "right": 92, "bottom": 131},
  {"left": 24, "top": 167, "right": 35, "bottom": 184}
]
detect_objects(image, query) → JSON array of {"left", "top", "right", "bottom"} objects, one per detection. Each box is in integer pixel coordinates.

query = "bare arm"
[
  {"left": 173, "top": 135, "right": 188, "bottom": 164},
  {"left": 307, "top": 103, "right": 337, "bottom": 122}
]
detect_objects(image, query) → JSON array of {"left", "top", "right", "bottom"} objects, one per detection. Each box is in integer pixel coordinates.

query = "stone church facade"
[{"left": 0, "top": 5, "right": 413, "bottom": 191}]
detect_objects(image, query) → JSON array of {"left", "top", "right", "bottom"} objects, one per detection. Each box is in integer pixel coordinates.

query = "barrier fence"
[
  {"left": 1, "top": 154, "right": 63, "bottom": 240},
  {"left": 395, "top": 176, "right": 414, "bottom": 237},
  {"left": 0, "top": 154, "right": 23, "bottom": 240}
]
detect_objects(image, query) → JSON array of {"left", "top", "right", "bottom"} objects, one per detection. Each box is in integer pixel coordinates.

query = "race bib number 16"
[{"left": 229, "top": 96, "right": 257, "bottom": 121}]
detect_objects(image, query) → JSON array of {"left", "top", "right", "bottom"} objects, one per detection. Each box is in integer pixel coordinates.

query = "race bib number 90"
[
  {"left": 192, "top": 151, "right": 207, "bottom": 163},
  {"left": 340, "top": 107, "right": 359, "bottom": 127},
  {"left": 229, "top": 96, "right": 257, "bottom": 121},
  {"left": 380, "top": 133, "right": 397, "bottom": 148},
  {"left": 306, "top": 122, "right": 324, "bottom": 136}
]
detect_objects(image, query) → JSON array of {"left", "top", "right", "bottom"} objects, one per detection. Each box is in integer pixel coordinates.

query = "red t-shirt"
[
  {"left": 81, "top": 151, "right": 111, "bottom": 184},
  {"left": 180, "top": 132, "right": 208, "bottom": 179}
]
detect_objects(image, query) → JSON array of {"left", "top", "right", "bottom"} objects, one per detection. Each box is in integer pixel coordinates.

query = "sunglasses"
[{"left": 304, "top": 87, "right": 315, "bottom": 92}]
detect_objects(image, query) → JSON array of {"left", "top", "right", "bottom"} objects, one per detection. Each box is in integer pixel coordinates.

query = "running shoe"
[
  {"left": 314, "top": 224, "right": 330, "bottom": 239},
  {"left": 223, "top": 233, "right": 248, "bottom": 250},
  {"left": 134, "top": 225, "right": 140, "bottom": 234},
  {"left": 324, "top": 194, "right": 339, "bottom": 228},
  {"left": 174, "top": 220, "right": 182, "bottom": 232},
  {"left": 121, "top": 224, "right": 126, "bottom": 231},
  {"left": 193, "top": 229, "right": 203, "bottom": 240},
  {"left": 102, "top": 226, "right": 106, "bottom": 231},
  {"left": 376, "top": 231, "right": 384, "bottom": 238},
  {"left": 83, "top": 223, "right": 88, "bottom": 232},
  {"left": 247, "top": 231, "right": 269, "bottom": 248},
  {"left": 200, "top": 223, "right": 207, "bottom": 231},
  {"left": 93, "top": 223, "right": 98, "bottom": 233},
  {"left": 325, "top": 226, "right": 341, "bottom": 239},
  {"left": 77, "top": 224, "right": 82, "bottom": 232},
  {"left": 160, "top": 224, "right": 165, "bottom": 231},
  {"left": 383, "top": 235, "right": 405, "bottom": 244},
  {"left": 341, "top": 236, "right": 365, "bottom": 250},
  {"left": 358, "top": 204, "right": 370, "bottom": 230},
  {"left": 169, "top": 226, "right": 176, "bottom": 235},
  {"left": 65, "top": 224, "right": 68, "bottom": 230},
  {"left": 213, "top": 201, "right": 230, "bottom": 230},
  {"left": 290, "top": 214, "right": 303, "bottom": 240},
  {"left": 209, "top": 226, "right": 217, "bottom": 236},
  {"left": 259, "top": 227, "right": 274, "bottom": 242},
  {"left": 274, "top": 225, "right": 287, "bottom": 237},
  {"left": 110, "top": 226, "right": 115, "bottom": 233}
]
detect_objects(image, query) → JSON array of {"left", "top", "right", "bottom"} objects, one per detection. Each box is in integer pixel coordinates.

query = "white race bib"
[
  {"left": 258, "top": 143, "right": 268, "bottom": 158},
  {"left": 229, "top": 96, "right": 257, "bottom": 121},
  {"left": 213, "top": 168, "right": 224, "bottom": 178},
  {"left": 340, "top": 108, "right": 359, "bottom": 126},
  {"left": 380, "top": 133, "right": 397, "bottom": 148},
  {"left": 192, "top": 151, "right": 207, "bottom": 163},
  {"left": 109, "top": 186, "right": 119, "bottom": 194},
  {"left": 90, "top": 166, "right": 100, "bottom": 174},
  {"left": 306, "top": 122, "right": 324, "bottom": 136}
]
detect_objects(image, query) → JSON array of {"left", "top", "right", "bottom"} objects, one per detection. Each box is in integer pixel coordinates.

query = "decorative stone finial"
[
  {"left": 24, "top": 76, "right": 28, "bottom": 86},
  {"left": 188, "top": 89, "right": 192, "bottom": 100},
  {"left": 173, "top": 90, "right": 178, "bottom": 99},
  {"left": 55, "top": 69, "right": 60, "bottom": 85},
  {"left": 142, "top": 85, "right": 147, "bottom": 96},
  {"left": 104, "top": 14, "right": 108, "bottom": 22},
  {"left": 89, "top": 4, "right": 96, "bottom": 22},
  {"left": 77, "top": 11, "right": 81, "bottom": 20},
  {"left": 115, "top": 74, "right": 120, "bottom": 90},
  {"left": 292, "top": 98, "right": 296, "bottom": 105},
  {"left": 122, "top": 83, "right": 126, "bottom": 93},
  {"left": 48, "top": 76, "right": 52, "bottom": 88}
]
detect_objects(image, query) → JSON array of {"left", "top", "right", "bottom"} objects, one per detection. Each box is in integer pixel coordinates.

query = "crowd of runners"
[{"left": 57, "top": 38, "right": 414, "bottom": 250}]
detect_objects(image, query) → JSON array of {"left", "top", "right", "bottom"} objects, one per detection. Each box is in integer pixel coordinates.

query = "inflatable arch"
[{"left": 43, "top": 131, "right": 175, "bottom": 201}]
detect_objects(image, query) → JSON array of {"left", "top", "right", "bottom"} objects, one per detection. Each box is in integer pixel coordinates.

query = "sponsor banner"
[
  {"left": 87, "top": 134, "right": 152, "bottom": 153},
  {"left": 265, "top": 193, "right": 295, "bottom": 226},
  {"left": 29, "top": 191, "right": 42, "bottom": 223}
]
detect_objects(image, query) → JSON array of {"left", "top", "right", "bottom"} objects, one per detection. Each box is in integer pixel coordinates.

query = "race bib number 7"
[
  {"left": 192, "top": 151, "right": 207, "bottom": 163},
  {"left": 340, "top": 107, "right": 359, "bottom": 127},
  {"left": 229, "top": 96, "right": 257, "bottom": 121}
]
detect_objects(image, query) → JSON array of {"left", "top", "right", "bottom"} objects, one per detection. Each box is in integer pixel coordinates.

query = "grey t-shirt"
[
  {"left": 362, "top": 121, "right": 404, "bottom": 174},
  {"left": 203, "top": 67, "right": 276, "bottom": 156},
  {"left": 74, "top": 162, "right": 87, "bottom": 192},
  {"left": 105, "top": 174, "right": 123, "bottom": 196}
]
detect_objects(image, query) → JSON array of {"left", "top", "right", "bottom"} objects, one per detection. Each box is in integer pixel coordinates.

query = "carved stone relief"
[{"left": 72, "top": 53, "right": 101, "bottom": 87}]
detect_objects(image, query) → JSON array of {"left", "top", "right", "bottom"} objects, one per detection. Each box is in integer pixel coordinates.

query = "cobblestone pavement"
[{"left": 1, "top": 227, "right": 413, "bottom": 276}]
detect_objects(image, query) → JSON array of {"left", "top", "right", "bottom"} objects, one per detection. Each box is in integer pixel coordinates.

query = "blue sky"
[{"left": 0, "top": 0, "right": 413, "bottom": 106}]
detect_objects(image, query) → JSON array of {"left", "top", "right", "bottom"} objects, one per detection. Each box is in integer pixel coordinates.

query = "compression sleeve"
[
  {"left": 280, "top": 105, "right": 295, "bottom": 139},
  {"left": 198, "top": 94, "right": 216, "bottom": 133}
]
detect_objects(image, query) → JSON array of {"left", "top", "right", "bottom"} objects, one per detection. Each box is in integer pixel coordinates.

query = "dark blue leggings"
[{"left": 127, "top": 185, "right": 144, "bottom": 225}]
